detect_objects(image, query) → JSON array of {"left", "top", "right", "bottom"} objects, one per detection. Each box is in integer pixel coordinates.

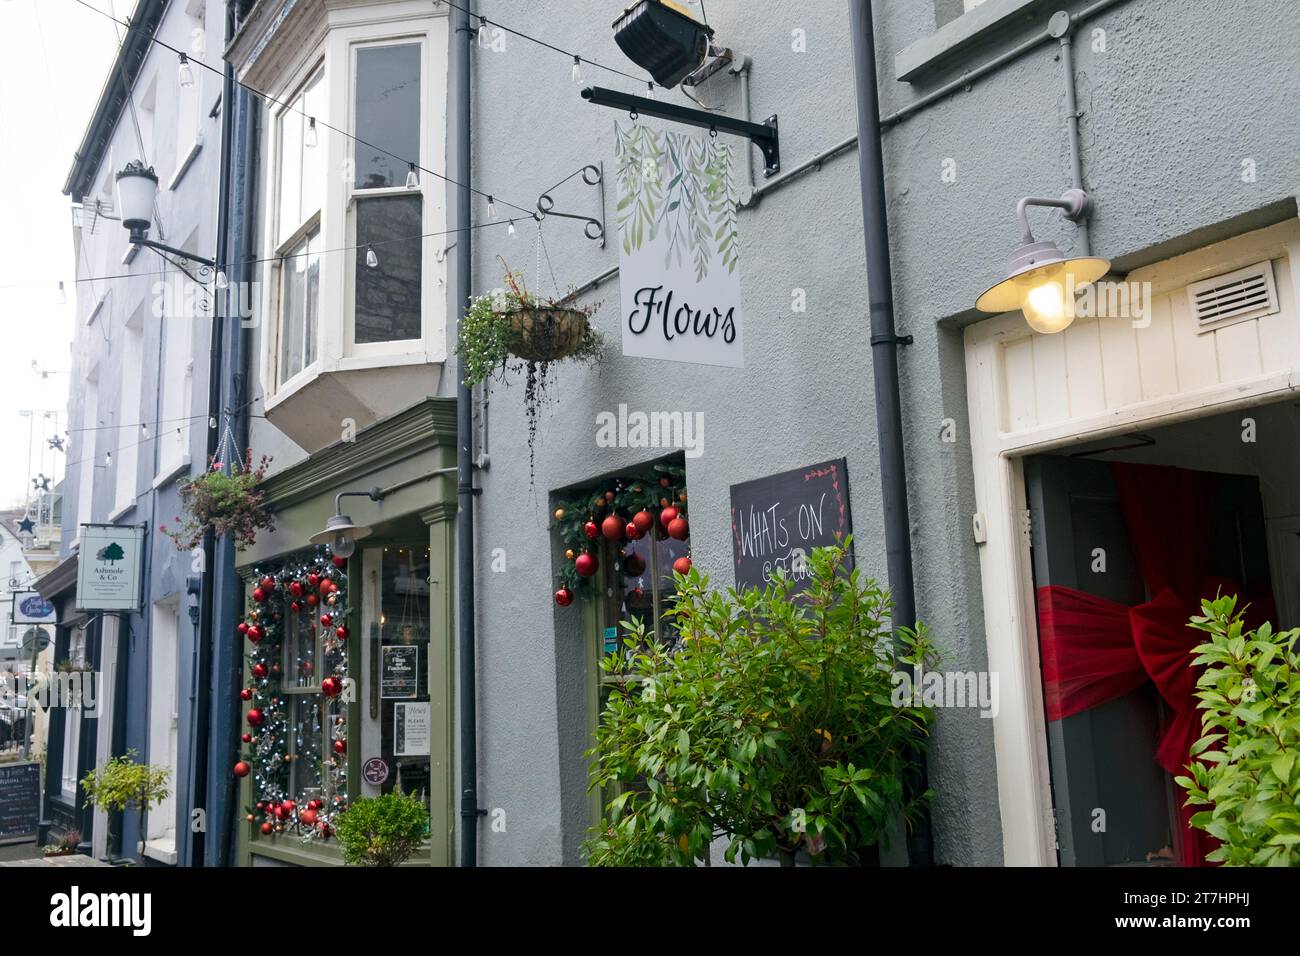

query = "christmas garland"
[
  {"left": 550, "top": 461, "right": 691, "bottom": 606},
  {"left": 232, "top": 549, "right": 351, "bottom": 844}
]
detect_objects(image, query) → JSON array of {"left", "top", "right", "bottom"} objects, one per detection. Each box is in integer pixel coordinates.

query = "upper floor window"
[{"left": 935, "top": 0, "right": 988, "bottom": 27}]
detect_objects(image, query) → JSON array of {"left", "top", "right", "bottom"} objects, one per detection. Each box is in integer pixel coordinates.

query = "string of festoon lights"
[{"left": 16, "top": 0, "right": 660, "bottom": 296}]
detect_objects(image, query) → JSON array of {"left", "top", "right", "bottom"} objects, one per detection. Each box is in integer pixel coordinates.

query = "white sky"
[{"left": 0, "top": 0, "right": 118, "bottom": 511}]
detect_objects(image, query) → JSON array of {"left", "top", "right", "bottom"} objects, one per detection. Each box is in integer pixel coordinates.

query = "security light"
[
  {"left": 975, "top": 189, "right": 1109, "bottom": 334},
  {"left": 612, "top": 0, "right": 712, "bottom": 90}
]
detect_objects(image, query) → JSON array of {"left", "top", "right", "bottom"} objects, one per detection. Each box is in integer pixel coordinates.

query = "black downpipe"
[
  {"left": 847, "top": 0, "right": 933, "bottom": 867},
  {"left": 450, "top": 0, "right": 480, "bottom": 866},
  {"left": 191, "top": 0, "right": 239, "bottom": 867}
]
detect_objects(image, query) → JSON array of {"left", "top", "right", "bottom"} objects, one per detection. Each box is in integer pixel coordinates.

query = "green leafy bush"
[
  {"left": 584, "top": 541, "right": 934, "bottom": 866},
  {"left": 1178, "top": 595, "right": 1300, "bottom": 865},
  {"left": 334, "top": 792, "right": 429, "bottom": 866},
  {"left": 80, "top": 751, "right": 170, "bottom": 860}
]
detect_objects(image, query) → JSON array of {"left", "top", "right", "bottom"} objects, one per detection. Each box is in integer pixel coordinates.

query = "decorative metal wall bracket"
[
  {"left": 581, "top": 85, "right": 780, "bottom": 177},
  {"left": 536, "top": 163, "right": 606, "bottom": 246}
]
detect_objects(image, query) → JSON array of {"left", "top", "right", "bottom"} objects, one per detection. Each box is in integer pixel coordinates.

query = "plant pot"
[{"left": 505, "top": 307, "right": 591, "bottom": 362}]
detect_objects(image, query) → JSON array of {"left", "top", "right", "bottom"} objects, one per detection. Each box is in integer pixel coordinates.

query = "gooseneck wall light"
[
  {"left": 309, "top": 488, "right": 383, "bottom": 559},
  {"left": 975, "top": 189, "right": 1109, "bottom": 334}
]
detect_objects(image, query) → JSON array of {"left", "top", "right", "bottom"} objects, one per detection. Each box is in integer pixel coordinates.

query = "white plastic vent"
[{"left": 1186, "top": 260, "right": 1278, "bottom": 333}]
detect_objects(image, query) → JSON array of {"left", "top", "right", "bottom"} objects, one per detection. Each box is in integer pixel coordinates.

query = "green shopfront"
[{"left": 234, "top": 399, "right": 457, "bottom": 867}]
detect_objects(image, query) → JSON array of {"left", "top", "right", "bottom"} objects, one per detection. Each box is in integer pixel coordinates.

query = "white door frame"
[{"left": 963, "top": 218, "right": 1300, "bottom": 865}]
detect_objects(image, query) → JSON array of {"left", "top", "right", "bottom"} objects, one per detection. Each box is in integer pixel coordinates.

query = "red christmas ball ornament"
[
  {"left": 237, "top": 622, "right": 249, "bottom": 636},
  {"left": 257, "top": 802, "right": 267, "bottom": 812},
  {"left": 554, "top": 587, "right": 573, "bottom": 608},
  {"left": 307, "top": 799, "right": 322, "bottom": 811},
  {"left": 260, "top": 576, "right": 275, "bottom": 592},
  {"left": 299, "top": 808, "right": 318, "bottom": 826},
  {"left": 333, "top": 739, "right": 347, "bottom": 755},
  {"left": 246, "top": 814, "right": 255, "bottom": 823},
  {"left": 290, "top": 601, "right": 302, "bottom": 613},
  {"left": 233, "top": 761, "right": 250, "bottom": 778},
  {"left": 321, "top": 676, "right": 341, "bottom": 698},
  {"left": 240, "top": 688, "right": 253, "bottom": 701},
  {"left": 241, "top": 733, "right": 252, "bottom": 744},
  {"left": 673, "top": 556, "right": 693, "bottom": 575},
  {"left": 632, "top": 510, "right": 655, "bottom": 535},
  {"left": 252, "top": 663, "right": 268, "bottom": 679},
  {"left": 246, "top": 624, "right": 263, "bottom": 643},
  {"left": 318, "top": 822, "right": 332, "bottom": 838},
  {"left": 320, "top": 613, "right": 333, "bottom": 627},
  {"left": 246, "top": 708, "right": 264, "bottom": 727},
  {"left": 260, "top": 822, "right": 274, "bottom": 835},
  {"left": 335, "top": 626, "right": 348, "bottom": 640},
  {"left": 319, "top": 579, "right": 334, "bottom": 595},
  {"left": 252, "top": 587, "right": 267, "bottom": 603},
  {"left": 601, "top": 514, "right": 626, "bottom": 541},
  {"left": 667, "top": 516, "right": 689, "bottom": 541},
  {"left": 622, "top": 553, "right": 646, "bottom": 576},
  {"left": 306, "top": 594, "right": 319, "bottom": 607},
  {"left": 574, "top": 552, "right": 598, "bottom": 577},
  {"left": 307, "top": 572, "right": 321, "bottom": 587},
  {"left": 289, "top": 581, "right": 303, "bottom": 597},
  {"left": 659, "top": 506, "right": 679, "bottom": 529},
  {"left": 302, "top": 661, "right": 314, "bottom": 675},
  {"left": 624, "top": 520, "right": 643, "bottom": 541},
  {"left": 332, "top": 555, "right": 348, "bottom": 569},
  {"left": 583, "top": 520, "right": 599, "bottom": 540}
]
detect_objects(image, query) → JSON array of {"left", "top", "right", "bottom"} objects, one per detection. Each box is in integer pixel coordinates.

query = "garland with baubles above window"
[
  {"left": 231, "top": 549, "right": 351, "bottom": 844},
  {"left": 551, "top": 461, "right": 690, "bottom": 607}
]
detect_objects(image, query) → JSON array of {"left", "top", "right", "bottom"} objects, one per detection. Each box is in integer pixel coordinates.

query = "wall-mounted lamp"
[
  {"left": 115, "top": 160, "right": 218, "bottom": 272},
  {"left": 612, "top": 0, "right": 712, "bottom": 90},
  {"left": 309, "top": 488, "right": 383, "bottom": 559},
  {"left": 975, "top": 189, "right": 1109, "bottom": 334}
]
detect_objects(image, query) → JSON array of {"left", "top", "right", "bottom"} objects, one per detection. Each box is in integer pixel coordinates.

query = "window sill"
[
  {"left": 168, "top": 136, "right": 204, "bottom": 191},
  {"left": 152, "top": 457, "right": 192, "bottom": 490},
  {"left": 140, "top": 836, "right": 177, "bottom": 865},
  {"left": 894, "top": 0, "right": 1041, "bottom": 82},
  {"left": 108, "top": 501, "right": 136, "bottom": 523}
]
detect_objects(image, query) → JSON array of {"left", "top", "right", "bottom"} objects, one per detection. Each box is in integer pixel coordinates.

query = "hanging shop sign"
[
  {"left": 615, "top": 122, "right": 744, "bottom": 368},
  {"left": 12, "top": 591, "right": 56, "bottom": 626},
  {"left": 75, "top": 524, "right": 145, "bottom": 612},
  {"left": 729, "top": 458, "right": 853, "bottom": 594},
  {"left": 380, "top": 645, "right": 419, "bottom": 699},
  {"left": 0, "top": 761, "right": 41, "bottom": 843}
]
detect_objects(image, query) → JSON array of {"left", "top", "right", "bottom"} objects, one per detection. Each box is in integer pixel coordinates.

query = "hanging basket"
[{"left": 504, "top": 306, "right": 592, "bottom": 362}]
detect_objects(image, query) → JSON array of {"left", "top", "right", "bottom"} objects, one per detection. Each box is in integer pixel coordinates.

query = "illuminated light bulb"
[
  {"left": 178, "top": 53, "right": 194, "bottom": 88},
  {"left": 304, "top": 117, "right": 318, "bottom": 148},
  {"left": 571, "top": 56, "right": 583, "bottom": 84},
  {"left": 215, "top": 269, "right": 229, "bottom": 290},
  {"left": 477, "top": 17, "right": 488, "bottom": 44},
  {"left": 405, "top": 163, "right": 419, "bottom": 189},
  {"left": 507, "top": 220, "right": 516, "bottom": 237},
  {"left": 105, "top": 452, "right": 112, "bottom": 467},
  {"left": 365, "top": 246, "right": 379, "bottom": 268},
  {"left": 487, "top": 196, "right": 496, "bottom": 219},
  {"left": 1020, "top": 279, "right": 1075, "bottom": 334}
]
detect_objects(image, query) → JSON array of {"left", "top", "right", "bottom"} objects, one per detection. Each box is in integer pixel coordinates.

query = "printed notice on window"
[
  {"left": 394, "top": 701, "right": 430, "bottom": 757},
  {"left": 380, "top": 645, "right": 419, "bottom": 699}
]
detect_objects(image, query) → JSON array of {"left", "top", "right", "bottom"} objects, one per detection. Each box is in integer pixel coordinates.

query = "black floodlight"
[{"left": 612, "top": 0, "right": 713, "bottom": 90}]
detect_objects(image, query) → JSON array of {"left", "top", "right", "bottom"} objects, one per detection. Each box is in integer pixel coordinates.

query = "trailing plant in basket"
[
  {"left": 456, "top": 258, "right": 603, "bottom": 480},
  {"left": 163, "top": 449, "right": 273, "bottom": 550}
]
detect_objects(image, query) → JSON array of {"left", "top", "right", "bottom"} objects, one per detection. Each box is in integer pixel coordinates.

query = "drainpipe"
[
  {"left": 1051, "top": 11, "right": 1091, "bottom": 255},
  {"left": 846, "top": 0, "right": 933, "bottom": 867},
  {"left": 450, "top": 0, "right": 481, "bottom": 867}
]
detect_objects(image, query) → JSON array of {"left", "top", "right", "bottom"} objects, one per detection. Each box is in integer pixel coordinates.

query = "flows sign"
[
  {"left": 616, "top": 122, "right": 744, "bottom": 368},
  {"left": 76, "top": 524, "right": 145, "bottom": 612}
]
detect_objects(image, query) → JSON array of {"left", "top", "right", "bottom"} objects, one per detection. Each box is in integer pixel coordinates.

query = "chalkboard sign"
[
  {"left": 0, "top": 761, "right": 41, "bottom": 842},
  {"left": 730, "top": 458, "right": 852, "bottom": 593}
]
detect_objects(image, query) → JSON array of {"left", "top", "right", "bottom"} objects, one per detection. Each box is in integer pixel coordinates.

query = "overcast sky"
[{"left": 0, "top": 0, "right": 117, "bottom": 511}]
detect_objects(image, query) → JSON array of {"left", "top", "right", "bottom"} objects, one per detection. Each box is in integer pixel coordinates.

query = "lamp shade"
[
  {"left": 309, "top": 512, "right": 372, "bottom": 559},
  {"left": 976, "top": 239, "right": 1109, "bottom": 334},
  {"left": 115, "top": 161, "right": 159, "bottom": 235},
  {"left": 612, "top": 0, "right": 712, "bottom": 89}
]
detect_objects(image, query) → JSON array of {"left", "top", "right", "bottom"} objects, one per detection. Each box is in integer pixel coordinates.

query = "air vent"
[{"left": 1186, "top": 260, "right": 1278, "bottom": 333}]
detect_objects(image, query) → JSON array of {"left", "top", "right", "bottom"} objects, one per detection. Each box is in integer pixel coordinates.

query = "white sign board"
[
  {"left": 12, "top": 590, "right": 56, "bottom": 625},
  {"left": 616, "top": 122, "right": 744, "bottom": 368},
  {"left": 393, "top": 701, "right": 430, "bottom": 757},
  {"left": 76, "top": 524, "right": 145, "bottom": 612}
]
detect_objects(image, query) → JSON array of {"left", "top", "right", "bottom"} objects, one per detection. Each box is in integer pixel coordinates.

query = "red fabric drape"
[{"left": 1035, "top": 462, "right": 1275, "bottom": 867}]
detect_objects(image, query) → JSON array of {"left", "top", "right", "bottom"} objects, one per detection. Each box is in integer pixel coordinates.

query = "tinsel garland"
[{"left": 236, "top": 547, "right": 351, "bottom": 844}]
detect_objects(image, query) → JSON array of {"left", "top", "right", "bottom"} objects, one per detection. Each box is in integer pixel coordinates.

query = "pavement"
[{"left": 0, "top": 842, "right": 109, "bottom": 866}]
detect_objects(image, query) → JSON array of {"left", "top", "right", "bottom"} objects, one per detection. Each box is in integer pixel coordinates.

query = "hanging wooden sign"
[{"left": 615, "top": 122, "right": 744, "bottom": 368}]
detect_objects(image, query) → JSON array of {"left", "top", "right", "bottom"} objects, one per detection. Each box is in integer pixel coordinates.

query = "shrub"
[
  {"left": 1178, "top": 595, "right": 1300, "bottom": 865},
  {"left": 80, "top": 752, "right": 170, "bottom": 860},
  {"left": 584, "top": 541, "right": 934, "bottom": 866},
  {"left": 334, "top": 792, "right": 429, "bottom": 866}
]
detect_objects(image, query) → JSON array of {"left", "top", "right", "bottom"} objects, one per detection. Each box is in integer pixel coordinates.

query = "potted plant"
[
  {"left": 456, "top": 258, "right": 603, "bottom": 479},
  {"left": 334, "top": 791, "right": 429, "bottom": 866},
  {"left": 80, "top": 751, "right": 171, "bottom": 863},
  {"left": 42, "top": 829, "right": 81, "bottom": 858},
  {"left": 584, "top": 541, "right": 935, "bottom": 866},
  {"left": 163, "top": 449, "right": 274, "bottom": 551},
  {"left": 1177, "top": 595, "right": 1300, "bottom": 865}
]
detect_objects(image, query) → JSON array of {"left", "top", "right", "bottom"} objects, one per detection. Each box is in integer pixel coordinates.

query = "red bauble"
[
  {"left": 632, "top": 510, "right": 655, "bottom": 535},
  {"left": 289, "top": 581, "right": 303, "bottom": 597},
  {"left": 318, "top": 822, "right": 332, "bottom": 838},
  {"left": 659, "top": 506, "right": 679, "bottom": 529},
  {"left": 290, "top": 601, "right": 302, "bottom": 613},
  {"left": 583, "top": 520, "right": 599, "bottom": 540},
  {"left": 246, "top": 625, "right": 263, "bottom": 643},
  {"left": 246, "top": 708, "right": 264, "bottom": 726},
  {"left": 673, "top": 556, "right": 693, "bottom": 575},
  {"left": 260, "top": 576, "right": 275, "bottom": 592},
  {"left": 236, "top": 622, "right": 249, "bottom": 635},
  {"left": 320, "top": 613, "right": 333, "bottom": 627},
  {"left": 233, "top": 760, "right": 250, "bottom": 778},
  {"left": 601, "top": 514, "right": 626, "bottom": 541},
  {"left": 624, "top": 520, "right": 643, "bottom": 541},
  {"left": 306, "top": 594, "right": 319, "bottom": 607},
  {"left": 319, "top": 579, "right": 334, "bottom": 595},
  {"left": 574, "top": 552, "right": 598, "bottom": 577},
  {"left": 299, "top": 809, "right": 318, "bottom": 826},
  {"left": 241, "top": 733, "right": 252, "bottom": 744},
  {"left": 554, "top": 587, "right": 574, "bottom": 608},
  {"left": 252, "top": 663, "right": 267, "bottom": 679},
  {"left": 333, "top": 739, "right": 347, "bottom": 755},
  {"left": 332, "top": 555, "right": 348, "bottom": 569},
  {"left": 307, "top": 573, "right": 321, "bottom": 587},
  {"left": 240, "top": 688, "right": 253, "bottom": 701},
  {"left": 667, "top": 516, "right": 689, "bottom": 540},
  {"left": 622, "top": 553, "right": 646, "bottom": 576},
  {"left": 260, "top": 822, "right": 274, "bottom": 835},
  {"left": 335, "top": 626, "right": 348, "bottom": 640},
  {"left": 252, "top": 587, "right": 267, "bottom": 603},
  {"left": 321, "top": 676, "right": 341, "bottom": 698}
]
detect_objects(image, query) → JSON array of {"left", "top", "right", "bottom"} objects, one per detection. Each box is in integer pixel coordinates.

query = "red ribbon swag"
[{"left": 1034, "top": 463, "right": 1276, "bottom": 866}]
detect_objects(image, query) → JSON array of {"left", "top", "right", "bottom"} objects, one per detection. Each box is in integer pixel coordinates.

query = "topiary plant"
[
  {"left": 334, "top": 792, "right": 429, "bottom": 866},
  {"left": 1178, "top": 595, "right": 1300, "bottom": 865},
  {"left": 80, "top": 751, "right": 171, "bottom": 861}
]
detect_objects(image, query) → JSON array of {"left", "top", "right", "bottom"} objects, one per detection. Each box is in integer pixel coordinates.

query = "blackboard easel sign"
[
  {"left": 0, "top": 761, "right": 41, "bottom": 844},
  {"left": 730, "top": 458, "right": 853, "bottom": 594}
]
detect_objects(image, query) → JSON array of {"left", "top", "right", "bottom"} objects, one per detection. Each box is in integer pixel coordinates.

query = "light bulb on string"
[
  {"left": 571, "top": 56, "right": 584, "bottom": 84},
  {"left": 215, "top": 269, "right": 229, "bottom": 290},
  {"left": 507, "top": 220, "right": 516, "bottom": 237},
  {"left": 304, "top": 117, "right": 318, "bottom": 148},
  {"left": 57, "top": 282, "right": 66, "bottom": 305},
  {"left": 486, "top": 196, "right": 496, "bottom": 219},
  {"left": 646, "top": 82, "right": 655, "bottom": 101},
  {"left": 477, "top": 16, "right": 489, "bottom": 44},
  {"left": 365, "top": 246, "right": 379, "bottom": 268},
  {"left": 177, "top": 53, "right": 194, "bottom": 88},
  {"left": 105, "top": 452, "right": 112, "bottom": 467},
  {"left": 405, "top": 163, "right": 419, "bottom": 189}
]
